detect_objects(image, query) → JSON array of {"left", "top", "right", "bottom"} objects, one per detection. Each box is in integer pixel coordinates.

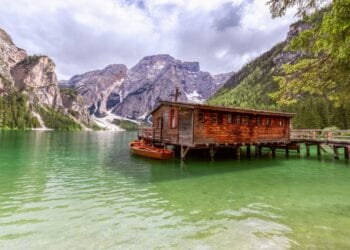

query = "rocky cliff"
[
  {"left": 11, "top": 56, "right": 63, "bottom": 107},
  {"left": 68, "top": 64, "right": 127, "bottom": 116},
  {"left": 0, "top": 28, "right": 26, "bottom": 90},
  {"left": 0, "top": 27, "right": 92, "bottom": 130},
  {"left": 66, "top": 54, "right": 233, "bottom": 120}
]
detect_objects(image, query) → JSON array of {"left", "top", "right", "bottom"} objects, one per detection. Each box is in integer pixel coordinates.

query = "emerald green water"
[{"left": 0, "top": 131, "right": 350, "bottom": 249}]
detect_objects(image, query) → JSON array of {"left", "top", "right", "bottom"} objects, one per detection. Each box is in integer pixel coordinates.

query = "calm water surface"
[{"left": 0, "top": 131, "right": 349, "bottom": 249}]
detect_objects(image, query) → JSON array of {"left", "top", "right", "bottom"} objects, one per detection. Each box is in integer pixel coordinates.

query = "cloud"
[{"left": 0, "top": 0, "right": 296, "bottom": 79}]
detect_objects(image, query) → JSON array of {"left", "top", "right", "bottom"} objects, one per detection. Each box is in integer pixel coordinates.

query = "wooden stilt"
[
  {"left": 286, "top": 145, "right": 289, "bottom": 158},
  {"left": 258, "top": 146, "right": 262, "bottom": 157},
  {"left": 209, "top": 145, "right": 216, "bottom": 161},
  {"left": 345, "top": 147, "right": 349, "bottom": 160},
  {"left": 255, "top": 145, "right": 259, "bottom": 158},
  {"left": 306, "top": 144, "right": 310, "bottom": 157},
  {"left": 317, "top": 144, "right": 321, "bottom": 157},
  {"left": 236, "top": 145, "right": 241, "bottom": 159},
  {"left": 246, "top": 145, "right": 251, "bottom": 158},
  {"left": 271, "top": 146, "right": 276, "bottom": 158},
  {"left": 297, "top": 144, "right": 301, "bottom": 154},
  {"left": 181, "top": 145, "right": 190, "bottom": 160},
  {"left": 334, "top": 146, "right": 339, "bottom": 160}
]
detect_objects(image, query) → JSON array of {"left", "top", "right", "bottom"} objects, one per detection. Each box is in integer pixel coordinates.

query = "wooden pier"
[
  {"left": 290, "top": 129, "right": 350, "bottom": 160},
  {"left": 139, "top": 127, "right": 350, "bottom": 161}
]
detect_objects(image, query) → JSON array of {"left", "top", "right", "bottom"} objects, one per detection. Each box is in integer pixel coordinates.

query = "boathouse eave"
[{"left": 150, "top": 101, "right": 295, "bottom": 118}]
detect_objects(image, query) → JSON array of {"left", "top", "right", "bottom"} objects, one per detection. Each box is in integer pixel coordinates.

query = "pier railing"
[
  {"left": 291, "top": 129, "right": 350, "bottom": 143},
  {"left": 138, "top": 127, "right": 161, "bottom": 141}
]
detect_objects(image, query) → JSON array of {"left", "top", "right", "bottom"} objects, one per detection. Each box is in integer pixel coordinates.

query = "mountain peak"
[
  {"left": 141, "top": 54, "right": 175, "bottom": 62},
  {"left": 0, "top": 28, "right": 14, "bottom": 46}
]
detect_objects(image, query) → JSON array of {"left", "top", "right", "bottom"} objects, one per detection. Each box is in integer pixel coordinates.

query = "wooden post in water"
[
  {"left": 181, "top": 145, "right": 190, "bottom": 161},
  {"left": 306, "top": 144, "right": 310, "bottom": 157},
  {"left": 345, "top": 147, "right": 349, "bottom": 160},
  {"left": 271, "top": 145, "right": 276, "bottom": 158},
  {"left": 317, "top": 144, "right": 321, "bottom": 157},
  {"left": 255, "top": 145, "right": 259, "bottom": 158},
  {"left": 209, "top": 145, "right": 216, "bottom": 161},
  {"left": 236, "top": 145, "right": 241, "bottom": 159},
  {"left": 333, "top": 146, "right": 339, "bottom": 160},
  {"left": 285, "top": 145, "right": 289, "bottom": 158},
  {"left": 246, "top": 145, "right": 251, "bottom": 158}
]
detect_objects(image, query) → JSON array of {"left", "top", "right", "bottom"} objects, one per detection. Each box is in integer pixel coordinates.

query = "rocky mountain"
[
  {"left": 65, "top": 54, "right": 232, "bottom": 120},
  {"left": 0, "top": 27, "right": 93, "bottom": 130},
  {"left": 0, "top": 28, "right": 26, "bottom": 90}
]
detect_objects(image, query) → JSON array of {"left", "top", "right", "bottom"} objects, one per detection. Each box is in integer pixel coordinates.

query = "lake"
[{"left": 0, "top": 131, "right": 349, "bottom": 249}]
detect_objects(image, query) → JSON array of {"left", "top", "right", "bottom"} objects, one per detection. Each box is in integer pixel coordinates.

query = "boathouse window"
[
  {"left": 236, "top": 115, "right": 241, "bottom": 124},
  {"left": 227, "top": 113, "right": 233, "bottom": 124},
  {"left": 279, "top": 118, "right": 284, "bottom": 126},
  {"left": 218, "top": 113, "right": 223, "bottom": 124},
  {"left": 169, "top": 109, "right": 177, "bottom": 128},
  {"left": 211, "top": 113, "right": 217, "bottom": 123},
  {"left": 266, "top": 117, "right": 271, "bottom": 126},
  {"left": 257, "top": 116, "right": 262, "bottom": 126},
  {"left": 198, "top": 111, "right": 205, "bottom": 123},
  {"left": 246, "top": 116, "right": 250, "bottom": 125}
]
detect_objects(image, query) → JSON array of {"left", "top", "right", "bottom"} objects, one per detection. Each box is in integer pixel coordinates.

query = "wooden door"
[{"left": 178, "top": 109, "right": 193, "bottom": 145}]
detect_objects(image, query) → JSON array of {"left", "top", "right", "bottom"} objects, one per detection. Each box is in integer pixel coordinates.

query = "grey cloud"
[
  {"left": 121, "top": 0, "right": 146, "bottom": 9},
  {"left": 212, "top": 2, "right": 243, "bottom": 31},
  {"left": 0, "top": 0, "right": 294, "bottom": 79}
]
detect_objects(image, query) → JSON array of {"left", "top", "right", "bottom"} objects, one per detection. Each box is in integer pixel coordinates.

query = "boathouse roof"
[{"left": 151, "top": 101, "right": 294, "bottom": 117}]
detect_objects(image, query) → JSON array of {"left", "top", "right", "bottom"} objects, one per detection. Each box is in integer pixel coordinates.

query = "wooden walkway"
[{"left": 290, "top": 129, "right": 350, "bottom": 159}]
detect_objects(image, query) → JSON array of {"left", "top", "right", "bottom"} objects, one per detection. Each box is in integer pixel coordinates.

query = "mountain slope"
[{"left": 66, "top": 54, "right": 233, "bottom": 120}]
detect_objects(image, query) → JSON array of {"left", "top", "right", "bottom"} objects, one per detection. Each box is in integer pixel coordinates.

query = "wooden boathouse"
[{"left": 139, "top": 101, "right": 294, "bottom": 160}]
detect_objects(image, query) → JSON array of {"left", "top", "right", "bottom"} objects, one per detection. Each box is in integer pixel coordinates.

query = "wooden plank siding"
[
  {"left": 193, "top": 110, "right": 290, "bottom": 145},
  {"left": 150, "top": 101, "right": 293, "bottom": 146}
]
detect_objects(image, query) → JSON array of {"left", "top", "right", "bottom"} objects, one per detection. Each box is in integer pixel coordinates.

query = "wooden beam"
[
  {"left": 255, "top": 145, "right": 259, "bottom": 158},
  {"left": 286, "top": 145, "right": 289, "bottom": 158}
]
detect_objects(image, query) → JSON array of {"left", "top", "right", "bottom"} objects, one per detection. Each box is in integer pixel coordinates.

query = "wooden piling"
[
  {"left": 317, "top": 144, "right": 321, "bottom": 157},
  {"left": 333, "top": 146, "right": 339, "bottom": 160},
  {"left": 345, "top": 147, "right": 349, "bottom": 160},
  {"left": 306, "top": 144, "right": 310, "bottom": 157},
  {"left": 285, "top": 145, "right": 289, "bottom": 158},
  {"left": 181, "top": 145, "right": 190, "bottom": 161},
  {"left": 271, "top": 145, "right": 276, "bottom": 158},
  {"left": 209, "top": 145, "right": 216, "bottom": 161},
  {"left": 236, "top": 145, "right": 241, "bottom": 159},
  {"left": 246, "top": 145, "right": 251, "bottom": 158}
]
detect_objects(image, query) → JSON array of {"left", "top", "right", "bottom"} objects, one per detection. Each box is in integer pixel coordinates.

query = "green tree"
[{"left": 268, "top": 0, "right": 350, "bottom": 107}]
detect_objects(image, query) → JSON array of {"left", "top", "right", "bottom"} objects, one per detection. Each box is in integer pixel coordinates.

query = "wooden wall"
[{"left": 193, "top": 109, "right": 290, "bottom": 144}]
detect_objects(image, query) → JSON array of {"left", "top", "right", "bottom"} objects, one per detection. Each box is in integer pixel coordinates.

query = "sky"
[{"left": 0, "top": 0, "right": 296, "bottom": 79}]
